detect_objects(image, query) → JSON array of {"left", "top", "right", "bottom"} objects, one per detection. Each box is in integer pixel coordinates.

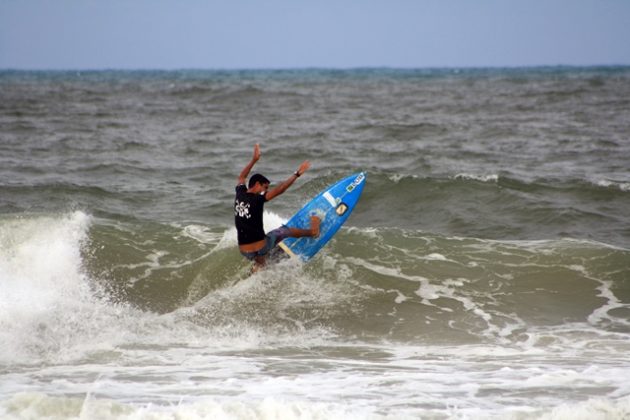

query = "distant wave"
[
  {"left": 453, "top": 173, "right": 499, "bottom": 183},
  {"left": 595, "top": 179, "right": 630, "bottom": 192}
]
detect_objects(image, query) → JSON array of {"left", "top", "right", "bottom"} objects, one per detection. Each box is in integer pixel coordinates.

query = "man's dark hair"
[{"left": 248, "top": 173, "right": 270, "bottom": 188}]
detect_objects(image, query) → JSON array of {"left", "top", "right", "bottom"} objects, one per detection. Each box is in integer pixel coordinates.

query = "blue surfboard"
[{"left": 278, "top": 172, "right": 366, "bottom": 261}]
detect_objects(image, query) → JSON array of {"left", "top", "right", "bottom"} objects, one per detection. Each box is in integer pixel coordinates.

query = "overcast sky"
[{"left": 1, "top": 0, "right": 629, "bottom": 69}]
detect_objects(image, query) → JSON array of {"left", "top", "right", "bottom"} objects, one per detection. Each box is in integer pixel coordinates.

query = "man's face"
[{"left": 256, "top": 182, "right": 270, "bottom": 194}]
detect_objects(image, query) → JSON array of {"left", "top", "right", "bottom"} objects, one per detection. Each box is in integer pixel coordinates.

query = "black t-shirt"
[{"left": 234, "top": 184, "right": 267, "bottom": 245}]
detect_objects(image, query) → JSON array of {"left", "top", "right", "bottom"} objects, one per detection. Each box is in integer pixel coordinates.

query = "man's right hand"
[
  {"left": 253, "top": 144, "right": 261, "bottom": 162},
  {"left": 296, "top": 160, "right": 311, "bottom": 176}
]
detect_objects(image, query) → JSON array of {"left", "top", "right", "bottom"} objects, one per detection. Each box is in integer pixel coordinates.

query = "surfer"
[{"left": 235, "top": 144, "right": 320, "bottom": 270}]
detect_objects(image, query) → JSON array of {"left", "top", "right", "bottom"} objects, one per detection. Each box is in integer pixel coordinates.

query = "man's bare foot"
[
  {"left": 310, "top": 216, "right": 321, "bottom": 237},
  {"left": 250, "top": 256, "right": 266, "bottom": 274}
]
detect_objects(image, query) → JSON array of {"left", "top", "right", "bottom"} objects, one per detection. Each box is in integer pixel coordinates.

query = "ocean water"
[{"left": 1, "top": 67, "right": 630, "bottom": 419}]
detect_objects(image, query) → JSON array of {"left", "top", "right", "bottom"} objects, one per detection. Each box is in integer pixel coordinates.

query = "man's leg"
[
  {"left": 287, "top": 216, "right": 320, "bottom": 238},
  {"left": 251, "top": 217, "right": 321, "bottom": 272}
]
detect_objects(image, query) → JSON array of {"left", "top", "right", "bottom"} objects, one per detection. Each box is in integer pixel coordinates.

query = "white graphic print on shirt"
[{"left": 235, "top": 200, "right": 251, "bottom": 219}]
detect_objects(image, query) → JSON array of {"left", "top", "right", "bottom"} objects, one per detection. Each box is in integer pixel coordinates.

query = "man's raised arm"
[
  {"left": 237, "top": 144, "right": 261, "bottom": 185},
  {"left": 266, "top": 160, "right": 310, "bottom": 201}
]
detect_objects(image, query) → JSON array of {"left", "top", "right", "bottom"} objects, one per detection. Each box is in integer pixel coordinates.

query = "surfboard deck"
[{"left": 277, "top": 172, "right": 366, "bottom": 261}]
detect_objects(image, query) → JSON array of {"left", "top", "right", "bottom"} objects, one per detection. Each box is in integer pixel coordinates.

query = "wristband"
[{"left": 294, "top": 171, "right": 301, "bottom": 177}]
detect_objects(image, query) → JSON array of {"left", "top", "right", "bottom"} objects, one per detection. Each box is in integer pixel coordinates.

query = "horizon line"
[{"left": 2, "top": 64, "right": 630, "bottom": 73}]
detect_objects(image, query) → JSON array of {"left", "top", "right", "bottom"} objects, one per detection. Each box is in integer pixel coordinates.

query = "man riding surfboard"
[{"left": 234, "top": 144, "right": 320, "bottom": 271}]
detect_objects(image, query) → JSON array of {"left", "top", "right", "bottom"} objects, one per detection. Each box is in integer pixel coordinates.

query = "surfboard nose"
[{"left": 280, "top": 171, "right": 367, "bottom": 261}]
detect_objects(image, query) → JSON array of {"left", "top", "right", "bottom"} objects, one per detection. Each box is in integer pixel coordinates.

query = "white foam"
[
  {"left": 0, "top": 212, "right": 148, "bottom": 361},
  {"left": 345, "top": 226, "right": 381, "bottom": 239},
  {"left": 454, "top": 173, "right": 499, "bottom": 183},
  {"left": 0, "top": 393, "right": 384, "bottom": 420},
  {"left": 183, "top": 258, "right": 350, "bottom": 345},
  {"left": 0, "top": 212, "right": 173, "bottom": 364},
  {"left": 423, "top": 253, "right": 448, "bottom": 261},
  {"left": 344, "top": 257, "right": 514, "bottom": 340},
  {"left": 180, "top": 224, "right": 225, "bottom": 245},
  {"left": 588, "top": 280, "right": 630, "bottom": 328},
  {"left": 0, "top": 211, "right": 91, "bottom": 322},
  {"left": 538, "top": 395, "right": 630, "bottom": 420},
  {"left": 387, "top": 173, "right": 418, "bottom": 183},
  {"left": 595, "top": 179, "right": 630, "bottom": 192}
]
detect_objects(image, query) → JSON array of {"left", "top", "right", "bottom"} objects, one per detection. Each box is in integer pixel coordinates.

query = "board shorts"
[{"left": 240, "top": 226, "right": 292, "bottom": 261}]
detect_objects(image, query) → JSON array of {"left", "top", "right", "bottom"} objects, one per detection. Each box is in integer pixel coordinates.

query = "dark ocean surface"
[{"left": 1, "top": 67, "right": 629, "bottom": 419}]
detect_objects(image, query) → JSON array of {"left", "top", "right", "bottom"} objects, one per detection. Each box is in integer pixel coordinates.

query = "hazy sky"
[{"left": 1, "top": 0, "right": 629, "bottom": 69}]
